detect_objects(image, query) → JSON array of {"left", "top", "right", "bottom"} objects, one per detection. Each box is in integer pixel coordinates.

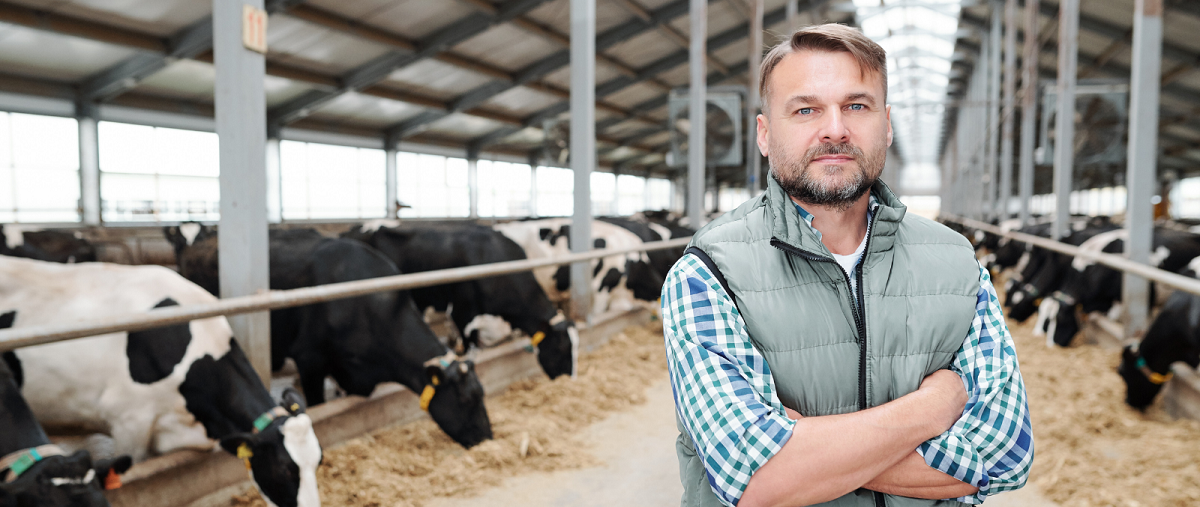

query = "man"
[{"left": 661, "top": 24, "right": 1032, "bottom": 507}]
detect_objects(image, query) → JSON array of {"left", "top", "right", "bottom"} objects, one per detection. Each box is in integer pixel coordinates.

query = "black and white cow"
[
  {"left": 494, "top": 219, "right": 664, "bottom": 315},
  {"left": 1116, "top": 263, "right": 1200, "bottom": 410},
  {"left": 599, "top": 217, "right": 693, "bottom": 279},
  {"left": 1, "top": 310, "right": 131, "bottom": 507},
  {"left": 342, "top": 223, "right": 578, "bottom": 379},
  {"left": 0, "top": 257, "right": 322, "bottom": 507},
  {"left": 1005, "top": 222, "right": 1120, "bottom": 322},
  {"left": 0, "top": 225, "right": 96, "bottom": 264},
  {"left": 167, "top": 226, "right": 493, "bottom": 448},
  {"left": 1039, "top": 228, "right": 1200, "bottom": 347}
]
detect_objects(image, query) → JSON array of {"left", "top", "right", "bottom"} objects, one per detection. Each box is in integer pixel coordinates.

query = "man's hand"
[{"left": 917, "top": 369, "right": 969, "bottom": 433}]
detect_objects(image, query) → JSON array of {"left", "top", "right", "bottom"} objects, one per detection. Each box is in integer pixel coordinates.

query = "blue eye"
[
  {"left": 798, "top": 108, "right": 813, "bottom": 115},
  {"left": 849, "top": 104, "right": 865, "bottom": 111}
]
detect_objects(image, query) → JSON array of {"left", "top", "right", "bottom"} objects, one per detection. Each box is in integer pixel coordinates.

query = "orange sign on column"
[{"left": 242, "top": 4, "right": 268, "bottom": 54}]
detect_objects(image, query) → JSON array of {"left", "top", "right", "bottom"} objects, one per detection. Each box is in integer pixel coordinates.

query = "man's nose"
[{"left": 818, "top": 109, "right": 849, "bottom": 143}]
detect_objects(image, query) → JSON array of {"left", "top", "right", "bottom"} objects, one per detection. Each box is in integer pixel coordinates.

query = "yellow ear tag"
[
  {"left": 419, "top": 385, "right": 436, "bottom": 411},
  {"left": 290, "top": 403, "right": 300, "bottom": 413},
  {"left": 237, "top": 443, "right": 253, "bottom": 471},
  {"left": 531, "top": 331, "right": 546, "bottom": 347}
]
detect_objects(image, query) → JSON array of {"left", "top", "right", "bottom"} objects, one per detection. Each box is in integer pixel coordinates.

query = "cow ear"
[
  {"left": 219, "top": 433, "right": 255, "bottom": 456},
  {"left": 0, "top": 310, "right": 15, "bottom": 329},
  {"left": 425, "top": 362, "right": 445, "bottom": 385},
  {"left": 281, "top": 387, "right": 307, "bottom": 415}
]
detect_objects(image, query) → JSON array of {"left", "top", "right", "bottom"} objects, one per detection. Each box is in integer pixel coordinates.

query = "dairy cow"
[
  {"left": 0, "top": 225, "right": 96, "bottom": 264},
  {"left": 0, "top": 257, "right": 322, "bottom": 507},
  {"left": 1116, "top": 262, "right": 1200, "bottom": 410},
  {"left": 342, "top": 223, "right": 578, "bottom": 379},
  {"left": 494, "top": 219, "right": 664, "bottom": 315},
  {"left": 1039, "top": 228, "right": 1200, "bottom": 347},
  {"left": 0, "top": 310, "right": 132, "bottom": 507},
  {"left": 166, "top": 226, "right": 492, "bottom": 448},
  {"left": 1005, "top": 222, "right": 1119, "bottom": 322}
]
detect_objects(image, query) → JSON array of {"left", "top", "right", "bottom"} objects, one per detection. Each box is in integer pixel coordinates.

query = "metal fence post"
[
  {"left": 1018, "top": 0, "right": 1039, "bottom": 226},
  {"left": 570, "top": 0, "right": 596, "bottom": 322},
  {"left": 1052, "top": 0, "right": 1078, "bottom": 240}
]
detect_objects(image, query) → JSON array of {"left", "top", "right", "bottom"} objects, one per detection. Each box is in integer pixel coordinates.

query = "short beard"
[{"left": 770, "top": 141, "right": 884, "bottom": 212}]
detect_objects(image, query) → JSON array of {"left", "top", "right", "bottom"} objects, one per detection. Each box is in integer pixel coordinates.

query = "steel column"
[
  {"left": 570, "top": 0, "right": 596, "bottom": 321},
  {"left": 214, "top": 0, "right": 270, "bottom": 383},
  {"left": 467, "top": 155, "right": 480, "bottom": 219},
  {"left": 1123, "top": 0, "right": 1163, "bottom": 339},
  {"left": 785, "top": 0, "right": 798, "bottom": 32},
  {"left": 528, "top": 153, "right": 539, "bottom": 218},
  {"left": 984, "top": 10, "right": 998, "bottom": 220},
  {"left": 77, "top": 111, "right": 101, "bottom": 225},
  {"left": 1052, "top": 0, "right": 1078, "bottom": 240},
  {"left": 746, "top": 0, "right": 763, "bottom": 194},
  {"left": 385, "top": 145, "right": 399, "bottom": 218},
  {"left": 1018, "top": 0, "right": 1039, "bottom": 225},
  {"left": 999, "top": 0, "right": 1017, "bottom": 220},
  {"left": 687, "top": 0, "right": 707, "bottom": 229},
  {"left": 266, "top": 137, "right": 282, "bottom": 223}
]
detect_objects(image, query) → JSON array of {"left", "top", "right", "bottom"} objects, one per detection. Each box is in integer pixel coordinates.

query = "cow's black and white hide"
[
  {"left": 494, "top": 219, "right": 664, "bottom": 315},
  {"left": 170, "top": 227, "right": 492, "bottom": 448},
  {"left": 1116, "top": 268, "right": 1200, "bottom": 410},
  {"left": 0, "top": 257, "right": 322, "bottom": 507},
  {"left": 163, "top": 223, "right": 219, "bottom": 294},
  {"left": 986, "top": 222, "right": 1053, "bottom": 277},
  {"left": 0, "top": 310, "right": 131, "bottom": 507},
  {"left": 599, "top": 217, "right": 693, "bottom": 279},
  {"left": 342, "top": 223, "right": 578, "bottom": 380},
  {"left": 0, "top": 226, "right": 96, "bottom": 264},
  {"left": 1005, "top": 222, "right": 1120, "bottom": 322},
  {"left": 1041, "top": 228, "right": 1200, "bottom": 347}
]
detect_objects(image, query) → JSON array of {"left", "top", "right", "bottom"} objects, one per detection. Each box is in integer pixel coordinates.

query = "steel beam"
[
  {"left": 270, "top": 0, "right": 553, "bottom": 131},
  {"left": 687, "top": 0, "right": 706, "bottom": 228},
  {"left": 214, "top": 0, "right": 271, "bottom": 383},
  {"left": 570, "top": 0, "right": 596, "bottom": 321},
  {"left": 999, "top": 0, "right": 1016, "bottom": 220},
  {"left": 1123, "top": 0, "right": 1163, "bottom": 340},
  {"left": 1052, "top": 0, "right": 1078, "bottom": 240},
  {"left": 266, "top": 137, "right": 282, "bottom": 223},
  {"left": 747, "top": 0, "right": 763, "bottom": 194},
  {"left": 78, "top": 18, "right": 214, "bottom": 104},
  {"left": 387, "top": 0, "right": 703, "bottom": 144},
  {"left": 1018, "top": 0, "right": 1038, "bottom": 225}
]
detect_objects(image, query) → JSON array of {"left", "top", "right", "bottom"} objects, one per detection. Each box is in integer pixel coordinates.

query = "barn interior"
[{"left": 0, "top": 0, "right": 1198, "bottom": 505}]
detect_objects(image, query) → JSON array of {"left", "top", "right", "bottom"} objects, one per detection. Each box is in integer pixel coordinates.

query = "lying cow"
[
  {"left": 342, "top": 223, "right": 577, "bottom": 379},
  {"left": 1, "top": 310, "right": 131, "bottom": 507},
  {"left": 1039, "top": 227, "right": 1200, "bottom": 347},
  {"left": 1, "top": 225, "right": 96, "bottom": 264},
  {"left": 0, "top": 256, "right": 323, "bottom": 507},
  {"left": 167, "top": 226, "right": 492, "bottom": 448},
  {"left": 494, "top": 219, "right": 664, "bottom": 315}
]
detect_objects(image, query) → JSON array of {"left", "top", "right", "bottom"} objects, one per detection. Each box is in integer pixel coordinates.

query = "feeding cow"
[
  {"left": 1116, "top": 265, "right": 1200, "bottom": 410},
  {"left": 166, "top": 226, "right": 492, "bottom": 448},
  {"left": 0, "top": 310, "right": 131, "bottom": 507},
  {"left": 494, "top": 219, "right": 664, "bottom": 315},
  {"left": 1005, "top": 221, "right": 1120, "bottom": 322},
  {"left": 598, "top": 217, "right": 693, "bottom": 279},
  {"left": 0, "top": 225, "right": 97, "bottom": 264},
  {"left": 342, "top": 223, "right": 578, "bottom": 379},
  {"left": 0, "top": 256, "right": 322, "bottom": 507},
  {"left": 1038, "top": 227, "right": 1200, "bottom": 347}
]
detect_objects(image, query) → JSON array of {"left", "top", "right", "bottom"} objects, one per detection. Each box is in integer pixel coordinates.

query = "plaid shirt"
[{"left": 662, "top": 206, "right": 1033, "bottom": 506}]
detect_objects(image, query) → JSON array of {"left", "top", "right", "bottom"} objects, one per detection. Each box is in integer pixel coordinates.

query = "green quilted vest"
[{"left": 676, "top": 177, "right": 980, "bottom": 507}]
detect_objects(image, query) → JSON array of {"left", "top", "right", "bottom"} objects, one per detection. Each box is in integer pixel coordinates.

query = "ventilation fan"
[
  {"left": 1037, "top": 80, "right": 1128, "bottom": 169},
  {"left": 667, "top": 86, "right": 744, "bottom": 168}
]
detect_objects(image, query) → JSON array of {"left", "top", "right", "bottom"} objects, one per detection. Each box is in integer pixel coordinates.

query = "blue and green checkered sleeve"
[
  {"left": 661, "top": 254, "right": 796, "bottom": 507},
  {"left": 918, "top": 264, "right": 1034, "bottom": 504}
]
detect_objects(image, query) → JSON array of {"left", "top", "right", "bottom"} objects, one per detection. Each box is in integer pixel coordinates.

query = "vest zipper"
[{"left": 770, "top": 210, "right": 883, "bottom": 507}]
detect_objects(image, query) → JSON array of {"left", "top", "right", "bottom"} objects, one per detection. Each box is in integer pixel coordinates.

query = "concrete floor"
[{"left": 426, "top": 379, "right": 1056, "bottom": 507}]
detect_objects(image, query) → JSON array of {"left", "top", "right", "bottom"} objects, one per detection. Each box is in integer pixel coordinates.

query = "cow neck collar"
[
  {"left": 1132, "top": 345, "right": 1174, "bottom": 385},
  {"left": 0, "top": 445, "right": 64, "bottom": 483}
]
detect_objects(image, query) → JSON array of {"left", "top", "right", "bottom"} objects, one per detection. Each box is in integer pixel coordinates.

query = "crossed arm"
[{"left": 739, "top": 372, "right": 977, "bottom": 507}]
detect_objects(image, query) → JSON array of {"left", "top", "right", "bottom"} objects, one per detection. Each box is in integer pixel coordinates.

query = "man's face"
[{"left": 758, "top": 50, "right": 892, "bottom": 209}]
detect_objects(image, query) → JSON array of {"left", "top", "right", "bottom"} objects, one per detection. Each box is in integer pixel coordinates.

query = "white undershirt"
[{"left": 831, "top": 230, "right": 869, "bottom": 297}]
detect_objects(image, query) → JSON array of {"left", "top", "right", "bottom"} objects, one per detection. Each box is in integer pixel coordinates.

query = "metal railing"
[
  {"left": 943, "top": 215, "right": 1200, "bottom": 297},
  {"left": 0, "top": 237, "right": 691, "bottom": 352}
]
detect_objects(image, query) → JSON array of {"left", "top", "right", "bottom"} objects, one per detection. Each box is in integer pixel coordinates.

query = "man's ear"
[
  {"left": 757, "top": 113, "right": 770, "bottom": 157},
  {"left": 885, "top": 103, "right": 893, "bottom": 147}
]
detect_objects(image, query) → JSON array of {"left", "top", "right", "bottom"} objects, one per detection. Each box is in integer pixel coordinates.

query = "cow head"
[
  {"left": 163, "top": 222, "right": 214, "bottom": 258},
  {"left": 622, "top": 258, "right": 665, "bottom": 302},
  {"left": 422, "top": 356, "right": 492, "bottom": 448},
  {"left": 0, "top": 450, "right": 130, "bottom": 507},
  {"left": 1035, "top": 294, "right": 1080, "bottom": 348},
  {"left": 1118, "top": 345, "right": 1167, "bottom": 411},
  {"left": 533, "top": 312, "right": 578, "bottom": 379},
  {"left": 219, "top": 390, "right": 321, "bottom": 507},
  {"left": 1006, "top": 282, "right": 1043, "bottom": 323}
]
